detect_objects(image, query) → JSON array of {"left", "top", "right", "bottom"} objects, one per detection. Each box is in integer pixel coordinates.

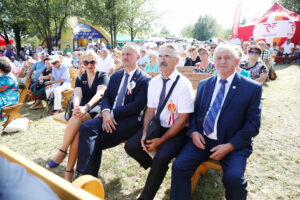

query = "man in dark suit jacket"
[
  {"left": 171, "top": 44, "right": 262, "bottom": 200},
  {"left": 76, "top": 43, "right": 151, "bottom": 177}
]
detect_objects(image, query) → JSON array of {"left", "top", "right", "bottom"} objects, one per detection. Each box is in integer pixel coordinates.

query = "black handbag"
[
  {"left": 145, "top": 75, "right": 180, "bottom": 143},
  {"left": 64, "top": 94, "right": 74, "bottom": 121}
]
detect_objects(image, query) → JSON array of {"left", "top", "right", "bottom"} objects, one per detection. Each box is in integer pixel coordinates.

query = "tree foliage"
[
  {"left": 124, "top": 0, "right": 158, "bottom": 41},
  {"left": 193, "top": 15, "right": 218, "bottom": 41},
  {"left": 83, "top": 0, "right": 128, "bottom": 48},
  {"left": 181, "top": 24, "right": 194, "bottom": 38},
  {"left": 0, "top": 0, "right": 28, "bottom": 54},
  {"left": 273, "top": 0, "right": 300, "bottom": 15}
]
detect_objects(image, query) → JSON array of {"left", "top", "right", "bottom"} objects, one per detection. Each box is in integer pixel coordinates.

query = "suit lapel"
[
  {"left": 124, "top": 68, "right": 140, "bottom": 104},
  {"left": 220, "top": 73, "right": 241, "bottom": 115},
  {"left": 113, "top": 70, "right": 124, "bottom": 100}
]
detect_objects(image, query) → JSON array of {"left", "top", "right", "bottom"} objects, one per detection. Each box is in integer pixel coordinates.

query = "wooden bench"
[
  {"left": 0, "top": 145, "right": 105, "bottom": 200},
  {"left": 53, "top": 112, "right": 68, "bottom": 125},
  {"left": 62, "top": 68, "right": 81, "bottom": 109},
  {"left": 176, "top": 66, "right": 194, "bottom": 73},
  {"left": 183, "top": 73, "right": 212, "bottom": 89},
  {"left": 2, "top": 77, "right": 30, "bottom": 128},
  {"left": 191, "top": 159, "right": 222, "bottom": 192},
  {"left": 146, "top": 72, "right": 212, "bottom": 89}
]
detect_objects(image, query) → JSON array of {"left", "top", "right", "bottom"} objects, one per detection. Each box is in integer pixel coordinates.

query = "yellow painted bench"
[
  {"left": 2, "top": 77, "right": 30, "bottom": 128},
  {"left": 191, "top": 159, "right": 222, "bottom": 192},
  {"left": 62, "top": 68, "right": 81, "bottom": 109},
  {"left": 0, "top": 145, "right": 105, "bottom": 200}
]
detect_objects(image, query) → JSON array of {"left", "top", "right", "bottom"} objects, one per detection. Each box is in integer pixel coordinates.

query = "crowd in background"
[{"left": 0, "top": 36, "right": 300, "bottom": 119}]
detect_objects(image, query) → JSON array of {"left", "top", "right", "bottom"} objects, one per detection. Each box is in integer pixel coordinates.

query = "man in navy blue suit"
[
  {"left": 171, "top": 44, "right": 262, "bottom": 200},
  {"left": 76, "top": 43, "right": 151, "bottom": 177}
]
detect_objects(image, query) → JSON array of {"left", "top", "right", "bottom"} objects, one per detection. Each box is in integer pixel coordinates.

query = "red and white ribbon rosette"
[
  {"left": 127, "top": 81, "right": 136, "bottom": 95},
  {"left": 167, "top": 102, "right": 177, "bottom": 125}
]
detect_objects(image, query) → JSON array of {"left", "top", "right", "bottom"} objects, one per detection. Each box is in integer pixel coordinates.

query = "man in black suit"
[{"left": 76, "top": 43, "right": 151, "bottom": 177}]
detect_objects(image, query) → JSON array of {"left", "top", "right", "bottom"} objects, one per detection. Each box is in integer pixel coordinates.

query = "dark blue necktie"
[
  {"left": 115, "top": 72, "right": 129, "bottom": 107},
  {"left": 203, "top": 79, "right": 227, "bottom": 135},
  {"left": 157, "top": 78, "right": 170, "bottom": 110}
]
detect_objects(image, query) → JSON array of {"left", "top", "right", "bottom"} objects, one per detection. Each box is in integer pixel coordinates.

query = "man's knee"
[
  {"left": 222, "top": 171, "right": 246, "bottom": 188},
  {"left": 124, "top": 138, "right": 140, "bottom": 156}
]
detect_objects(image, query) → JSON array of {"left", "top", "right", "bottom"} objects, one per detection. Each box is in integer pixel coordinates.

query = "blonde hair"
[{"left": 82, "top": 50, "right": 100, "bottom": 64}]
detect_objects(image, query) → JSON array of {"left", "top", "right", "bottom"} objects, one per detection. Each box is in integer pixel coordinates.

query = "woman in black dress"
[
  {"left": 184, "top": 47, "right": 201, "bottom": 66},
  {"left": 47, "top": 50, "right": 109, "bottom": 181}
]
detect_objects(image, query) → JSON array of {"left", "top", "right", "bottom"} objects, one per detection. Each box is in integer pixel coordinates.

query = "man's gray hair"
[
  {"left": 123, "top": 42, "right": 140, "bottom": 55},
  {"left": 213, "top": 44, "right": 239, "bottom": 60},
  {"left": 159, "top": 43, "right": 179, "bottom": 57}
]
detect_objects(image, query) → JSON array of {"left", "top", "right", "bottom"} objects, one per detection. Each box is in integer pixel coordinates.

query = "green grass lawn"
[{"left": 1, "top": 63, "right": 300, "bottom": 200}]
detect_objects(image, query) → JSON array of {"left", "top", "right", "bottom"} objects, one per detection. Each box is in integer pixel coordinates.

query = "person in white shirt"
[
  {"left": 125, "top": 43, "right": 194, "bottom": 200},
  {"left": 229, "top": 34, "right": 241, "bottom": 45},
  {"left": 97, "top": 49, "right": 115, "bottom": 76},
  {"left": 282, "top": 38, "right": 294, "bottom": 64}
]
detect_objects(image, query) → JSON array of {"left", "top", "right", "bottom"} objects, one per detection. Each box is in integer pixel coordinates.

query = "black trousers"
[
  {"left": 124, "top": 127, "right": 189, "bottom": 200},
  {"left": 76, "top": 116, "right": 142, "bottom": 177}
]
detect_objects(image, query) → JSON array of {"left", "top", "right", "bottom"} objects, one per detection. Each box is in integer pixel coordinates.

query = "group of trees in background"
[
  {"left": 0, "top": 0, "right": 158, "bottom": 54},
  {"left": 180, "top": 15, "right": 232, "bottom": 41}
]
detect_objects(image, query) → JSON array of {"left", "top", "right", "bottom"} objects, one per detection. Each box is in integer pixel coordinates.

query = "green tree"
[
  {"left": 0, "top": 0, "right": 28, "bottom": 55},
  {"left": 160, "top": 26, "right": 170, "bottom": 35},
  {"left": 84, "top": 0, "right": 128, "bottom": 48},
  {"left": 181, "top": 24, "right": 194, "bottom": 38},
  {"left": 273, "top": 0, "right": 300, "bottom": 15},
  {"left": 12, "top": 0, "right": 83, "bottom": 54},
  {"left": 193, "top": 15, "right": 218, "bottom": 41},
  {"left": 124, "top": 0, "right": 158, "bottom": 41}
]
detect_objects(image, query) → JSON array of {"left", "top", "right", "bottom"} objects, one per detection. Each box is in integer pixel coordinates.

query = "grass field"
[{"left": 1, "top": 63, "right": 300, "bottom": 200}]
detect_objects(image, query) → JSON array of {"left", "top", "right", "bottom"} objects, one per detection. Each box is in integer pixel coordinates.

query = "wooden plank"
[
  {"left": 53, "top": 112, "right": 68, "bottom": 125},
  {"left": 0, "top": 145, "right": 102, "bottom": 200},
  {"left": 176, "top": 66, "right": 193, "bottom": 73}
]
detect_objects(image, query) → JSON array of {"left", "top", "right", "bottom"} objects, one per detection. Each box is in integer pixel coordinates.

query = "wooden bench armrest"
[
  {"left": 53, "top": 112, "right": 68, "bottom": 125},
  {"left": 3, "top": 103, "right": 23, "bottom": 111},
  {"left": 0, "top": 145, "right": 102, "bottom": 200},
  {"left": 72, "top": 175, "right": 105, "bottom": 200}
]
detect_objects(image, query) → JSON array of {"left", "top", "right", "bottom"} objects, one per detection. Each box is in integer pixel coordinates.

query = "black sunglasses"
[
  {"left": 83, "top": 60, "right": 96, "bottom": 66},
  {"left": 249, "top": 50, "right": 260, "bottom": 55}
]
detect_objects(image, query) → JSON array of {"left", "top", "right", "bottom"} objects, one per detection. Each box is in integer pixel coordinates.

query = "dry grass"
[{"left": 1, "top": 63, "right": 300, "bottom": 200}]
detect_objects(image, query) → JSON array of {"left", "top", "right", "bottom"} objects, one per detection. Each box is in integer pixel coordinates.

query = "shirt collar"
[
  {"left": 160, "top": 69, "right": 179, "bottom": 82},
  {"left": 217, "top": 72, "right": 236, "bottom": 86},
  {"left": 124, "top": 67, "right": 137, "bottom": 77}
]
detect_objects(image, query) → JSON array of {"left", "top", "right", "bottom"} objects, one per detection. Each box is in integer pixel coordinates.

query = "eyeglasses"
[
  {"left": 210, "top": 46, "right": 216, "bottom": 49},
  {"left": 83, "top": 60, "right": 96, "bottom": 66},
  {"left": 158, "top": 55, "right": 174, "bottom": 60},
  {"left": 249, "top": 50, "right": 260, "bottom": 55}
]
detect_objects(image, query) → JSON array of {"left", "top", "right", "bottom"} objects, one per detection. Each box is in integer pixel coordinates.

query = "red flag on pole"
[{"left": 231, "top": 1, "right": 242, "bottom": 39}]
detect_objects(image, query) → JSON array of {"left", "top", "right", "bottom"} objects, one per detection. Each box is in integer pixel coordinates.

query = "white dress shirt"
[
  {"left": 147, "top": 70, "right": 194, "bottom": 128},
  {"left": 98, "top": 55, "right": 115, "bottom": 73},
  {"left": 205, "top": 72, "right": 236, "bottom": 140}
]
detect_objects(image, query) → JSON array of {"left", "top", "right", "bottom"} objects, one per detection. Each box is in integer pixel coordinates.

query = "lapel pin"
[{"left": 232, "top": 86, "right": 236, "bottom": 89}]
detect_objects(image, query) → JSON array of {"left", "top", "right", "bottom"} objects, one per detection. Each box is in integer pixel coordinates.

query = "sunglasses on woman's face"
[
  {"left": 249, "top": 50, "right": 260, "bottom": 55},
  {"left": 83, "top": 60, "right": 96, "bottom": 66}
]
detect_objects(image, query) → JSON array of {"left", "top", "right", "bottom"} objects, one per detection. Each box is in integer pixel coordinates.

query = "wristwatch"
[{"left": 85, "top": 103, "right": 91, "bottom": 111}]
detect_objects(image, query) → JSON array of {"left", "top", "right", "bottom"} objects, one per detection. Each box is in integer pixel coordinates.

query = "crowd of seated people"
[{"left": 1, "top": 35, "right": 300, "bottom": 200}]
